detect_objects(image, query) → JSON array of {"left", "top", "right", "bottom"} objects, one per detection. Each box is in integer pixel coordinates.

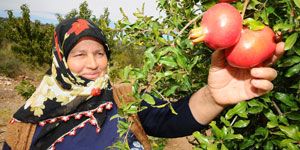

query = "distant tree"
[
  {"left": 6, "top": 4, "right": 54, "bottom": 65},
  {"left": 55, "top": 1, "right": 96, "bottom": 23}
]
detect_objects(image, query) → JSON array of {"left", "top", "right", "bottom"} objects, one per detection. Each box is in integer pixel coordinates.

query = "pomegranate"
[
  {"left": 189, "top": 3, "right": 242, "bottom": 50},
  {"left": 219, "top": 0, "right": 237, "bottom": 3},
  {"left": 225, "top": 26, "right": 276, "bottom": 68}
]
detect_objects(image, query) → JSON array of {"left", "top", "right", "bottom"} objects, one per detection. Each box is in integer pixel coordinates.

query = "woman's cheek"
[{"left": 67, "top": 59, "right": 85, "bottom": 74}]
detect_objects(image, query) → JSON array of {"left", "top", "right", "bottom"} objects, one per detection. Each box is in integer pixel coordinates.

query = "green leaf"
[
  {"left": 254, "top": 127, "right": 269, "bottom": 139},
  {"left": 273, "top": 23, "right": 294, "bottom": 32},
  {"left": 280, "top": 139, "right": 298, "bottom": 148},
  {"left": 286, "top": 112, "right": 300, "bottom": 121},
  {"left": 260, "top": 7, "right": 274, "bottom": 25},
  {"left": 233, "top": 120, "right": 250, "bottom": 128},
  {"left": 121, "top": 66, "right": 131, "bottom": 80},
  {"left": 247, "top": 99, "right": 265, "bottom": 107},
  {"left": 267, "top": 120, "right": 279, "bottom": 128},
  {"left": 192, "top": 131, "right": 209, "bottom": 144},
  {"left": 264, "top": 141, "right": 274, "bottom": 150},
  {"left": 265, "top": 111, "right": 278, "bottom": 128},
  {"left": 247, "top": 100, "right": 264, "bottom": 114},
  {"left": 144, "top": 47, "right": 156, "bottom": 69},
  {"left": 126, "top": 105, "right": 139, "bottom": 114},
  {"left": 133, "top": 70, "right": 145, "bottom": 79},
  {"left": 158, "top": 46, "right": 181, "bottom": 57},
  {"left": 220, "top": 116, "right": 231, "bottom": 126},
  {"left": 265, "top": 110, "right": 277, "bottom": 121},
  {"left": 153, "top": 103, "right": 168, "bottom": 108},
  {"left": 295, "top": 47, "right": 300, "bottom": 56},
  {"left": 210, "top": 121, "right": 224, "bottom": 139},
  {"left": 284, "top": 33, "right": 298, "bottom": 50},
  {"left": 110, "top": 114, "right": 121, "bottom": 120},
  {"left": 159, "top": 56, "right": 178, "bottom": 68},
  {"left": 243, "top": 18, "right": 265, "bottom": 30},
  {"left": 240, "top": 139, "right": 255, "bottom": 149},
  {"left": 285, "top": 63, "right": 300, "bottom": 77},
  {"left": 279, "top": 125, "right": 300, "bottom": 140},
  {"left": 275, "top": 92, "right": 298, "bottom": 107},
  {"left": 247, "top": 106, "right": 263, "bottom": 114},
  {"left": 176, "top": 54, "right": 188, "bottom": 69},
  {"left": 188, "top": 55, "right": 199, "bottom": 72},
  {"left": 278, "top": 56, "right": 300, "bottom": 67},
  {"left": 164, "top": 85, "right": 179, "bottom": 97},
  {"left": 151, "top": 22, "right": 159, "bottom": 37},
  {"left": 207, "top": 143, "right": 218, "bottom": 150},
  {"left": 169, "top": 104, "right": 178, "bottom": 115},
  {"left": 225, "top": 102, "right": 247, "bottom": 119},
  {"left": 221, "top": 144, "right": 229, "bottom": 150},
  {"left": 224, "top": 133, "right": 243, "bottom": 140},
  {"left": 278, "top": 115, "right": 289, "bottom": 126},
  {"left": 294, "top": 0, "right": 300, "bottom": 8},
  {"left": 141, "top": 93, "right": 155, "bottom": 105}
]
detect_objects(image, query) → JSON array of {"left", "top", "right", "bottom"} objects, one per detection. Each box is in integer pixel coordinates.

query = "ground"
[{"left": 0, "top": 75, "right": 194, "bottom": 149}]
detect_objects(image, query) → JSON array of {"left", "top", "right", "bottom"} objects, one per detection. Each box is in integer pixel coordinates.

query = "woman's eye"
[
  {"left": 98, "top": 52, "right": 104, "bottom": 56},
  {"left": 74, "top": 53, "right": 84, "bottom": 57}
]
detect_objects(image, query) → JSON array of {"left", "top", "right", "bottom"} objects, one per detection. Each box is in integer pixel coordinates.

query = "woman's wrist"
[{"left": 189, "top": 85, "right": 225, "bottom": 125}]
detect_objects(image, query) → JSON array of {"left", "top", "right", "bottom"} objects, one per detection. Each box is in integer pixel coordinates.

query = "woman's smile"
[{"left": 81, "top": 72, "right": 101, "bottom": 80}]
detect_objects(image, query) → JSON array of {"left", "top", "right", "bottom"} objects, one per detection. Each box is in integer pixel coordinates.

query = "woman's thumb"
[{"left": 210, "top": 50, "right": 226, "bottom": 72}]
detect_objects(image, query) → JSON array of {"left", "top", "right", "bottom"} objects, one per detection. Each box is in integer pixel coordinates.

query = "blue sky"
[{"left": 0, "top": 0, "right": 164, "bottom": 25}]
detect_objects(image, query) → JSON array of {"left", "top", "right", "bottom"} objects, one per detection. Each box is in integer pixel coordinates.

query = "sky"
[{"left": 0, "top": 0, "right": 164, "bottom": 25}]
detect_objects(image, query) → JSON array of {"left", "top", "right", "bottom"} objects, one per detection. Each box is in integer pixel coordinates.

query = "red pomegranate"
[
  {"left": 189, "top": 3, "right": 242, "bottom": 50},
  {"left": 225, "top": 26, "right": 276, "bottom": 68},
  {"left": 219, "top": 0, "right": 237, "bottom": 3}
]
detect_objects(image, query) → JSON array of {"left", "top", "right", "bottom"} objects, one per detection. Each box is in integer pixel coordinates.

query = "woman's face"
[{"left": 67, "top": 37, "right": 108, "bottom": 80}]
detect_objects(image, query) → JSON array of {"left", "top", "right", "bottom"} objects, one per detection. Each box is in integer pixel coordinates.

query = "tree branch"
[
  {"left": 272, "top": 100, "right": 283, "bottom": 115},
  {"left": 242, "top": 0, "right": 250, "bottom": 19},
  {"left": 178, "top": 13, "right": 204, "bottom": 36}
]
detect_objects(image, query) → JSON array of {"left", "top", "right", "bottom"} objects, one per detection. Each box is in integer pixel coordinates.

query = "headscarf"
[{"left": 12, "top": 17, "right": 113, "bottom": 149}]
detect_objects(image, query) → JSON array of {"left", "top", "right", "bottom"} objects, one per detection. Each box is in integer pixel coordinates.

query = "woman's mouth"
[{"left": 82, "top": 72, "right": 101, "bottom": 80}]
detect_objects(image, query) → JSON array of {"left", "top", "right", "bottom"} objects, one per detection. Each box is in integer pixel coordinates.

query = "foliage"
[
  {"left": 117, "top": 0, "right": 300, "bottom": 149},
  {"left": 55, "top": 1, "right": 96, "bottom": 23},
  {"left": 0, "top": 17, "right": 9, "bottom": 48},
  {"left": 15, "top": 80, "right": 36, "bottom": 100},
  {"left": 0, "top": 47, "right": 24, "bottom": 77},
  {"left": 5, "top": 4, "right": 54, "bottom": 66}
]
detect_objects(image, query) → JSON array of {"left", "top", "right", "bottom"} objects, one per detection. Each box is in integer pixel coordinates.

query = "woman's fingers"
[
  {"left": 250, "top": 67, "right": 278, "bottom": 81},
  {"left": 263, "top": 42, "right": 285, "bottom": 66},
  {"left": 251, "top": 79, "right": 274, "bottom": 91}
]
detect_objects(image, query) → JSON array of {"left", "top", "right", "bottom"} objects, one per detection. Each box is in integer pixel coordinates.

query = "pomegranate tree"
[
  {"left": 225, "top": 26, "right": 276, "bottom": 68},
  {"left": 189, "top": 3, "right": 242, "bottom": 50}
]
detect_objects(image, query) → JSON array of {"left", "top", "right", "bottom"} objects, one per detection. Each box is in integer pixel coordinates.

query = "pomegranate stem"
[{"left": 242, "top": 0, "right": 250, "bottom": 19}]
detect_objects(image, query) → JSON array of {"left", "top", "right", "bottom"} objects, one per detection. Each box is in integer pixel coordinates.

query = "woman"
[{"left": 3, "top": 18, "right": 284, "bottom": 150}]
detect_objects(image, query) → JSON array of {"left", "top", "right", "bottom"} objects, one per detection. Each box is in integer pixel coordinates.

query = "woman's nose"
[{"left": 86, "top": 55, "right": 99, "bottom": 69}]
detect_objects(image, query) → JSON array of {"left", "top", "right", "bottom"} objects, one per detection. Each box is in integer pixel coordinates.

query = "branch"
[
  {"left": 230, "top": 116, "right": 238, "bottom": 126},
  {"left": 123, "top": 121, "right": 133, "bottom": 147},
  {"left": 242, "top": 0, "right": 250, "bottom": 19},
  {"left": 272, "top": 100, "right": 283, "bottom": 115},
  {"left": 178, "top": 13, "right": 204, "bottom": 36}
]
